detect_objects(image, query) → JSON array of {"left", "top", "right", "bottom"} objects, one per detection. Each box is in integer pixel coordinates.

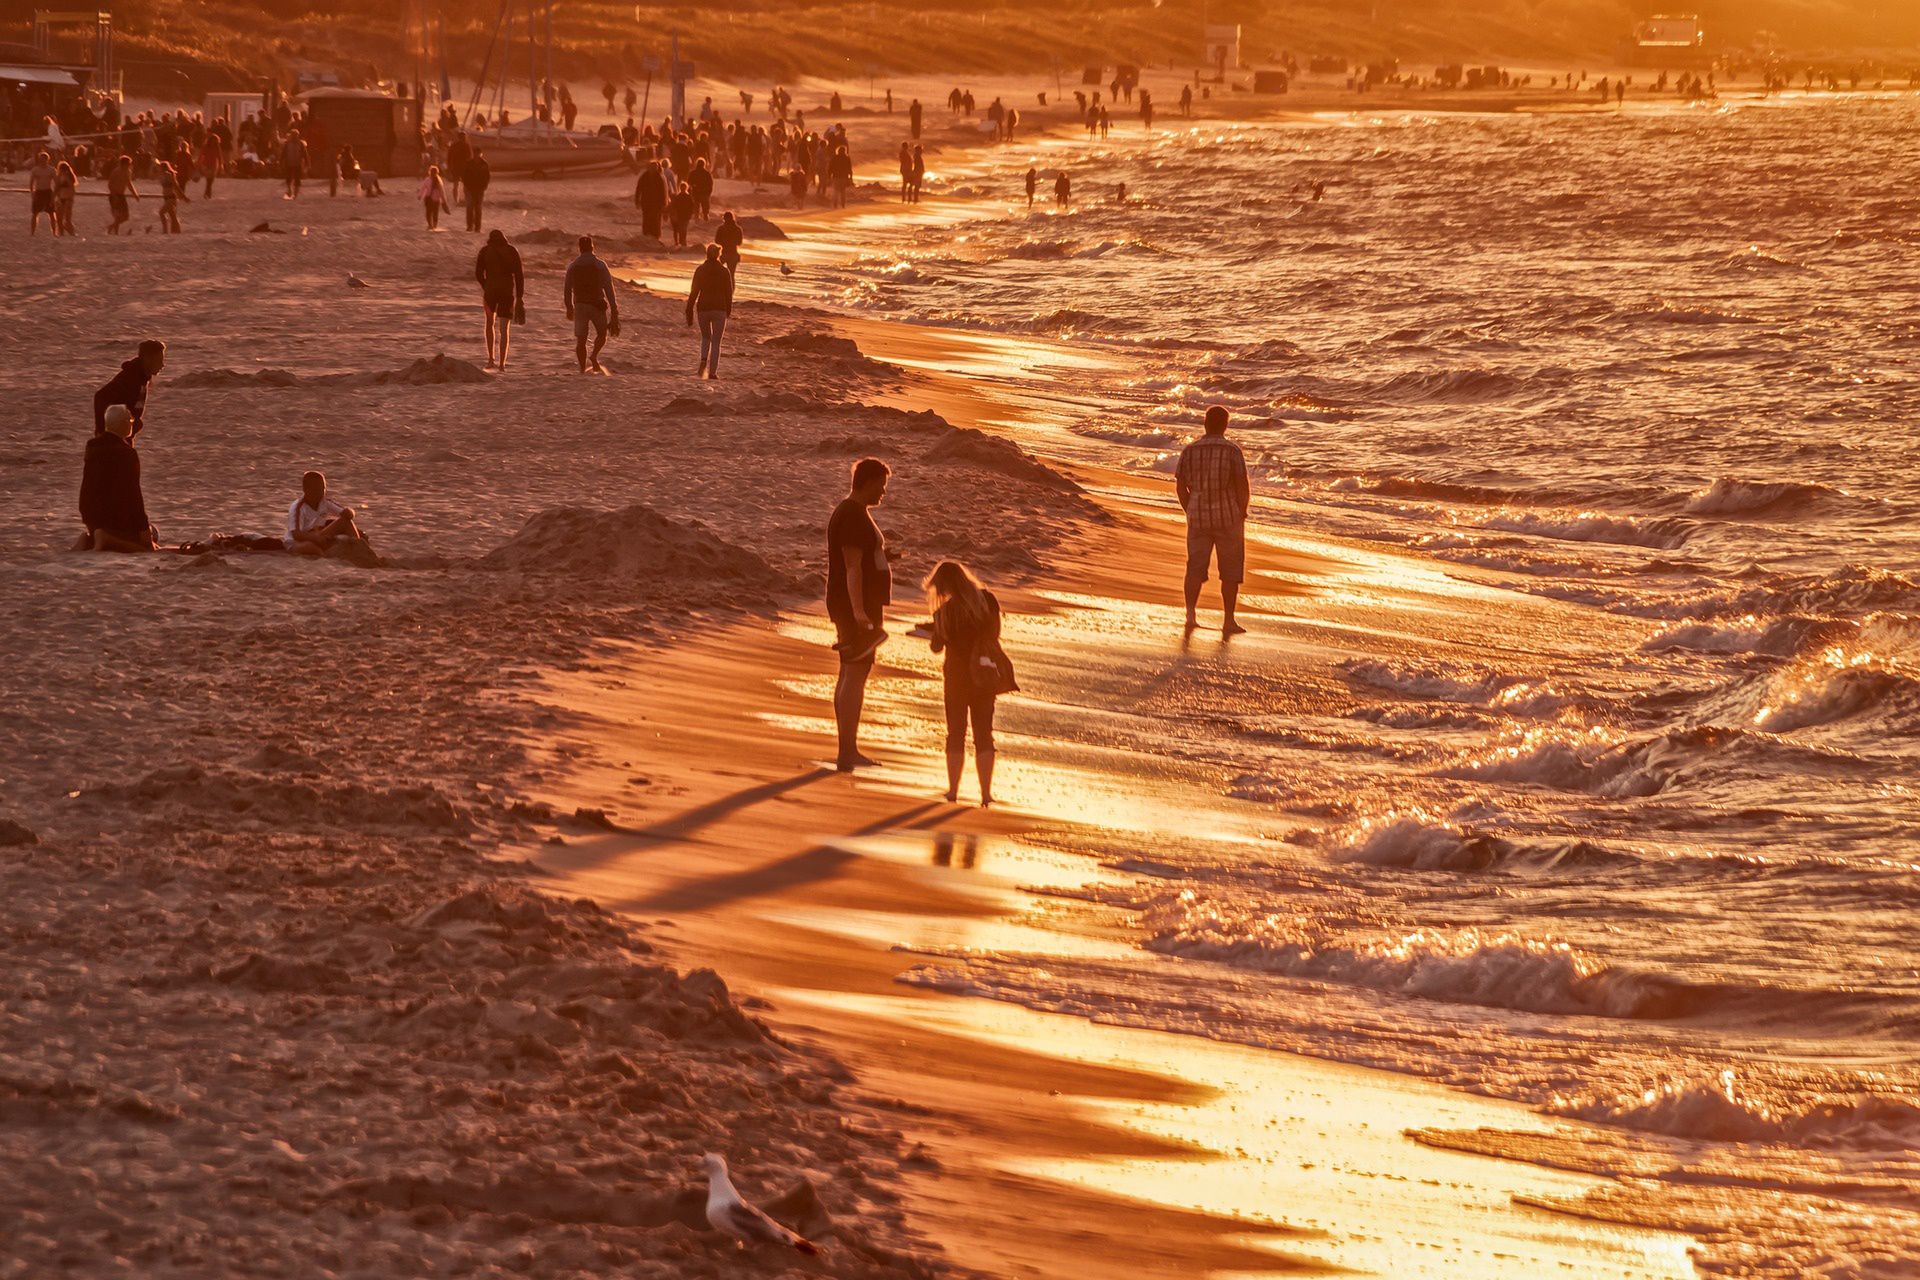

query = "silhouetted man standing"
[
  {"left": 1175, "top": 405, "right": 1251, "bottom": 635},
  {"left": 462, "top": 148, "right": 491, "bottom": 231},
  {"left": 827, "top": 457, "right": 892, "bottom": 771}
]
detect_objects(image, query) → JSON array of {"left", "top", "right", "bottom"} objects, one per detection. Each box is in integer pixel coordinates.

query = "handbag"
[{"left": 970, "top": 640, "right": 1018, "bottom": 696}]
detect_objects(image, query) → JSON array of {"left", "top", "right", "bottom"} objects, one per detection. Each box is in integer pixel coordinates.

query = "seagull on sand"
[
  {"left": 779, "top": 261, "right": 794, "bottom": 276},
  {"left": 702, "top": 1153, "right": 819, "bottom": 1255},
  {"left": 346, "top": 273, "right": 369, "bottom": 289}
]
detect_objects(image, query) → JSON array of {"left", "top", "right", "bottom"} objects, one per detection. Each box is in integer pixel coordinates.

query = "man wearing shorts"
[
  {"left": 28, "top": 151, "right": 56, "bottom": 235},
  {"left": 1175, "top": 405, "right": 1251, "bottom": 635},
  {"left": 826, "top": 458, "right": 891, "bottom": 771},
  {"left": 473, "top": 230, "right": 524, "bottom": 370},
  {"left": 562, "top": 235, "right": 617, "bottom": 374},
  {"left": 106, "top": 155, "right": 138, "bottom": 234}
]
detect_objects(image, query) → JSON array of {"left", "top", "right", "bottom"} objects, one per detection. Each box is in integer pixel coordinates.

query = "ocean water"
[{"left": 829, "top": 94, "right": 1920, "bottom": 1276}]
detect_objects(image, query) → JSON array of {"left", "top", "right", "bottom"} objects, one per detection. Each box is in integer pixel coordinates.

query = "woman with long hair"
[
  {"left": 52, "top": 161, "right": 77, "bottom": 236},
  {"left": 924, "top": 560, "right": 1015, "bottom": 806},
  {"left": 419, "top": 163, "right": 447, "bottom": 230}
]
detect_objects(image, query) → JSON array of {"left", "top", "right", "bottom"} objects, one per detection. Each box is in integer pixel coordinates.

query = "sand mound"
[
  {"left": 478, "top": 504, "right": 796, "bottom": 597},
  {"left": 172, "top": 356, "right": 487, "bottom": 389},
  {"left": 659, "top": 395, "right": 716, "bottom": 416},
  {"left": 762, "top": 327, "right": 867, "bottom": 360},
  {"left": 514, "top": 227, "right": 578, "bottom": 245},
  {"left": 80, "top": 764, "right": 473, "bottom": 834},
  {"left": 923, "top": 427, "right": 1081, "bottom": 492},
  {"left": 736, "top": 215, "right": 788, "bottom": 240},
  {"left": 0, "top": 817, "right": 39, "bottom": 846}
]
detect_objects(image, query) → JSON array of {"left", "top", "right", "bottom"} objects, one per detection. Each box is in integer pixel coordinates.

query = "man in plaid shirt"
[{"left": 1175, "top": 406, "right": 1251, "bottom": 634}]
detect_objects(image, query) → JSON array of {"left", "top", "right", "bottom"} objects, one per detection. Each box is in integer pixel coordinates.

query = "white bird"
[
  {"left": 702, "top": 1153, "right": 819, "bottom": 1255},
  {"left": 346, "top": 273, "right": 369, "bottom": 289}
]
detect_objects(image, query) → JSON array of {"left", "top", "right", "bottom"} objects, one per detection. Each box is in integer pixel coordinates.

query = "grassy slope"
[{"left": 22, "top": 0, "right": 1920, "bottom": 97}]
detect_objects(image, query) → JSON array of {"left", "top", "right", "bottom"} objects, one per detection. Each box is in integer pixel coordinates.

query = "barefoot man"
[
  {"left": 474, "top": 229, "right": 524, "bottom": 370},
  {"left": 563, "top": 235, "right": 618, "bottom": 375},
  {"left": 1176, "top": 405, "right": 1251, "bottom": 635},
  {"left": 827, "top": 458, "right": 891, "bottom": 771}
]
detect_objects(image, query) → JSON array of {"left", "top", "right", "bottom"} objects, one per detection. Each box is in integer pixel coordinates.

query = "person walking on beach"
[
  {"left": 282, "top": 129, "right": 307, "bottom": 198},
  {"left": 462, "top": 148, "right": 491, "bottom": 232},
  {"left": 908, "top": 98, "right": 923, "bottom": 140},
  {"left": 28, "top": 151, "right": 56, "bottom": 235},
  {"left": 94, "top": 341, "right": 165, "bottom": 439},
  {"left": 1025, "top": 167, "right": 1037, "bottom": 208},
  {"left": 668, "top": 181, "right": 695, "bottom": 247},
  {"left": 78, "top": 406, "right": 156, "bottom": 553},
  {"left": 827, "top": 457, "right": 891, "bottom": 771},
  {"left": 447, "top": 132, "right": 471, "bottom": 205},
  {"left": 925, "top": 560, "right": 1015, "bottom": 807},
  {"left": 157, "top": 161, "right": 186, "bottom": 233},
  {"left": 1175, "top": 405, "right": 1251, "bottom": 635},
  {"left": 689, "top": 157, "right": 713, "bottom": 219},
  {"left": 685, "top": 243, "right": 734, "bottom": 379},
  {"left": 420, "top": 163, "right": 448, "bottom": 230},
  {"left": 563, "top": 234, "right": 618, "bottom": 375},
  {"left": 1054, "top": 172, "right": 1071, "bottom": 208},
  {"left": 715, "top": 210, "right": 745, "bottom": 279},
  {"left": 910, "top": 145, "right": 926, "bottom": 203},
  {"left": 52, "top": 161, "right": 77, "bottom": 236},
  {"left": 898, "top": 143, "right": 913, "bottom": 201},
  {"left": 474, "top": 229, "right": 524, "bottom": 370},
  {"left": 634, "top": 159, "right": 668, "bottom": 239},
  {"left": 106, "top": 155, "right": 138, "bottom": 235}
]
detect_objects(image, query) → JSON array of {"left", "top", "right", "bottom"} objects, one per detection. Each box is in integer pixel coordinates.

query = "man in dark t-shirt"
[{"left": 826, "top": 456, "right": 891, "bottom": 771}]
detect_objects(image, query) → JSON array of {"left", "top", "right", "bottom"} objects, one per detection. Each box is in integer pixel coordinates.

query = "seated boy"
[{"left": 286, "top": 470, "right": 370, "bottom": 557}]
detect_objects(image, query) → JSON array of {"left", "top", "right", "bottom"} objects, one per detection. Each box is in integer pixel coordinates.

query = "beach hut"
[
  {"left": 295, "top": 87, "right": 423, "bottom": 176},
  {"left": 1204, "top": 24, "right": 1241, "bottom": 78}
]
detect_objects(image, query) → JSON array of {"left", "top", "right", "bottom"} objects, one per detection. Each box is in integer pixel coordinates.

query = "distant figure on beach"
[
  {"left": 474, "top": 229, "right": 525, "bottom": 370},
  {"left": 157, "top": 161, "right": 186, "bottom": 233},
  {"left": 462, "top": 149, "right": 491, "bottom": 232},
  {"left": 1180, "top": 83, "right": 1194, "bottom": 116},
  {"left": 94, "top": 341, "right": 165, "bottom": 439},
  {"left": 53, "top": 161, "right": 77, "bottom": 236},
  {"left": 715, "top": 210, "right": 744, "bottom": 278},
  {"left": 1054, "top": 172, "right": 1071, "bottom": 207},
  {"left": 689, "top": 157, "right": 713, "bottom": 219},
  {"left": 829, "top": 144, "right": 853, "bottom": 208},
  {"left": 685, "top": 243, "right": 734, "bottom": 380},
  {"left": 898, "top": 142, "right": 914, "bottom": 201},
  {"left": 1025, "top": 167, "right": 1037, "bottom": 207},
  {"left": 282, "top": 129, "right": 307, "bottom": 199},
  {"left": 420, "top": 164, "right": 447, "bottom": 230},
  {"left": 563, "top": 234, "right": 618, "bottom": 374},
  {"left": 77, "top": 406, "right": 156, "bottom": 553},
  {"left": 669, "top": 181, "right": 695, "bottom": 247},
  {"left": 634, "top": 160, "right": 667, "bottom": 238},
  {"left": 447, "top": 132, "right": 471, "bottom": 205},
  {"left": 28, "top": 151, "right": 55, "bottom": 235},
  {"left": 106, "top": 155, "right": 138, "bottom": 235},
  {"left": 1175, "top": 405, "right": 1251, "bottom": 635},
  {"left": 925, "top": 560, "right": 1015, "bottom": 806},
  {"left": 910, "top": 145, "right": 925, "bottom": 203},
  {"left": 285, "top": 471, "right": 369, "bottom": 557},
  {"left": 827, "top": 457, "right": 891, "bottom": 771},
  {"left": 909, "top": 98, "right": 923, "bottom": 139}
]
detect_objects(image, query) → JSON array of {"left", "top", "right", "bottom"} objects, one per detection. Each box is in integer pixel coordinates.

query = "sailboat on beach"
[{"left": 444, "top": 0, "right": 628, "bottom": 175}]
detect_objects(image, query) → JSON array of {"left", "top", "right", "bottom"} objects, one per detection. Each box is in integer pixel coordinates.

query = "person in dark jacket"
[
  {"left": 687, "top": 157, "right": 713, "bottom": 219},
  {"left": 633, "top": 160, "right": 667, "bottom": 238},
  {"left": 667, "top": 181, "right": 696, "bottom": 247},
  {"left": 685, "top": 244, "right": 735, "bottom": 380},
  {"left": 924, "top": 559, "right": 1012, "bottom": 806},
  {"left": 461, "top": 149, "right": 491, "bottom": 232},
  {"left": 714, "top": 210, "right": 744, "bottom": 278},
  {"left": 473, "top": 230, "right": 525, "bottom": 370},
  {"left": 78, "top": 406, "right": 156, "bottom": 552},
  {"left": 93, "top": 341, "right": 166, "bottom": 438}
]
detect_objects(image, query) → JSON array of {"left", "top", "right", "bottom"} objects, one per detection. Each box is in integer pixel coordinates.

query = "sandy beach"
[{"left": 6, "top": 64, "right": 1918, "bottom": 1279}]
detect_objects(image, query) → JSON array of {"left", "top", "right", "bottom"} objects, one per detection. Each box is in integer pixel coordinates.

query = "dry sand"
[{"left": 2, "top": 81, "right": 1707, "bottom": 1279}]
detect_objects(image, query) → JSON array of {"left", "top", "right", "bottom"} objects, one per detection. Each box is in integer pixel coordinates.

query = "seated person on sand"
[
  {"left": 285, "top": 470, "right": 371, "bottom": 557},
  {"left": 77, "top": 405, "right": 158, "bottom": 552}
]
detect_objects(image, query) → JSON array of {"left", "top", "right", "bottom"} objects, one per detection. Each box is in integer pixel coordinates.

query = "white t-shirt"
[{"left": 286, "top": 495, "right": 345, "bottom": 547}]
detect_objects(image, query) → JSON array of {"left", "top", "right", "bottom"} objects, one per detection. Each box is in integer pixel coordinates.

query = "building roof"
[{"left": 0, "top": 64, "right": 80, "bottom": 87}]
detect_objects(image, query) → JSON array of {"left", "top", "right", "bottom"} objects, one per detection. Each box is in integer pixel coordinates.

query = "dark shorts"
[
  {"left": 484, "top": 288, "right": 515, "bottom": 313},
  {"left": 31, "top": 190, "right": 53, "bottom": 214},
  {"left": 109, "top": 194, "right": 130, "bottom": 219},
  {"left": 830, "top": 609, "right": 883, "bottom": 667},
  {"left": 1185, "top": 522, "right": 1246, "bottom": 586},
  {"left": 572, "top": 303, "right": 607, "bottom": 340}
]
